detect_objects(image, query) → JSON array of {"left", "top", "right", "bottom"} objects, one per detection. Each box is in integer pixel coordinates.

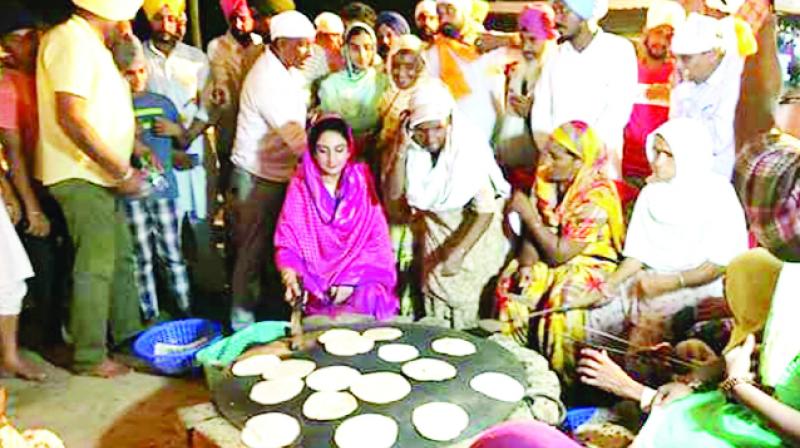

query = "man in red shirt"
[{"left": 622, "top": 0, "right": 686, "bottom": 183}]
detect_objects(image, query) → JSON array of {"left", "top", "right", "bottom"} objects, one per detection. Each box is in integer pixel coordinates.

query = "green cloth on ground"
[
  {"left": 196, "top": 321, "right": 289, "bottom": 366},
  {"left": 50, "top": 179, "right": 143, "bottom": 369}
]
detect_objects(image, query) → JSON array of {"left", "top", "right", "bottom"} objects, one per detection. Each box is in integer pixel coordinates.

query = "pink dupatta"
[{"left": 274, "top": 149, "right": 398, "bottom": 320}]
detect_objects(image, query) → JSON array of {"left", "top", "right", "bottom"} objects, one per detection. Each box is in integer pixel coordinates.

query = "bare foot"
[
  {"left": 577, "top": 348, "right": 645, "bottom": 401},
  {"left": 3, "top": 358, "right": 46, "bottom": 382},
  {"left": 76, "top": 358, "right": 130, "bottom": 378}
]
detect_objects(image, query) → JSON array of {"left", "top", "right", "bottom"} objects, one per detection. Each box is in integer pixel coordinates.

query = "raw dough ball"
[
  {"left": 318, "top": 328, "right": 361, "bottom": 344},
  {"left": 249, "top": 378, "right": 304, "bottom": 405},
  {"left": 362, "top": 327, "right": 403, "bottom": 342},
  {"left": 431, "top": 337, "right": 477, "bottom": 357},
  {"left": 349, "top": 372, "right": 411, "bottom": 404},
  {"left": 377, "top": 344, "right": 419, "bottom": 363},
  {"left": 469, "top": 372, "right": 525, "bottom": 402},
  {"left": 232, "top": 354, "right": 281, "bottom": 377},
  {"left": 302, "top": 391, "right": 358, "bottom": 421},
  {"left": 412, "top": 402, "right": 469, "bottom": 442},
  {"left": 324, "top": 334, "right": 375, "bottom": 357},
  {"left": 334, "top": 414, "right": 398, "bottom": 448},
  {"left": 306, "top": 365, "right": 362, "bottom": 392},
  {"left": 261, "top": 359, "right": 317, "bottom": 380},
  {"left": 241, "top": 412, "right": 301, "bottom": 448},
  {"left": 402, "top": 358, "right": 457, "bottom": 382}
]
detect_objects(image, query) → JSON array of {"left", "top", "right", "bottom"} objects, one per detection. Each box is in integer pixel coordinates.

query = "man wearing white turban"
[
  {"left": 386, "top": 80, "right": 511, "bottom": 330},
  {"left": 530, "top": 0, "right": 638, "bottom": 180},
  {"left": 36, "top": 0, "right": 146, "bottom": 377},
  {"left": 229, "top": 10, "right": 315, "bottom": 329},
  {"left": 670, "top": 12, "right": 747, "bottom": 179}
]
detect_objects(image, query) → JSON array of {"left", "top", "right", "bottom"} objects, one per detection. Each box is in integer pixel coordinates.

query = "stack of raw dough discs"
[
  {"left": 241, "top": 412, "right": 301, "bottom": 448},
  {"left": 412, "top": 402, "right": 469, "bottom": 442},
  {"left": 334, "top": 414, "right": 398, "bottom": 448}
]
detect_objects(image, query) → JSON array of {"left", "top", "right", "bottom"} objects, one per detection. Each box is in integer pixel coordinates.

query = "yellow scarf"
[{"left": 435, "top": 36, "right": 479, "bottom": 100}]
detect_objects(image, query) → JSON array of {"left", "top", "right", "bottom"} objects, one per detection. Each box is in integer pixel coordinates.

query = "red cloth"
[
  {"left": 622, "top": 59, "right": 673, "bottom": 179},
  {"left": 0, "top": 69, "right": 37, "bottom": 154}
]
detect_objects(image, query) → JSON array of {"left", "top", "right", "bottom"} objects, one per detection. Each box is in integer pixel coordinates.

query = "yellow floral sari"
[{"left": 497, "top": 121, "right": 625, "bottom": 377}]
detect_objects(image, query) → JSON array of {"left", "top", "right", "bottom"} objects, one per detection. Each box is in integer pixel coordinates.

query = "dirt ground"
[{"left": 2, "top": 352, "right": 211, "bottom": 448}]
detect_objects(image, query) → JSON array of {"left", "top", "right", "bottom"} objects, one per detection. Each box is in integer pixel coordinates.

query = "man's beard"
[
  {"left": 440, "top": 23, "right": 462, "bottom": 40},
  {"left": 231, "top": 28, "right": 253, "bottom": 46},
  {"left": 153, "top": 30, "right": 179, "bottom": 45}
]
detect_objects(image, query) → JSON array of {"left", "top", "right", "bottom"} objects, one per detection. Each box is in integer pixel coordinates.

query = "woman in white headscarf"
[
  {"left": 386, "top": 80, "right": 510, "bottom": 329},
  {"left": 581, "top": 117, "right": 748, "bottom": 382}
]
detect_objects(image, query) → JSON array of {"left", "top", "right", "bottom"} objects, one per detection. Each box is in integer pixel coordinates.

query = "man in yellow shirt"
[{"left": 36, "top": 0, "right": 146, "bottom": 377}]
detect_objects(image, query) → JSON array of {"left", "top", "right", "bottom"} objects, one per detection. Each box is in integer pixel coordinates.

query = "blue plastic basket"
[
  {"left": 133, "top": 318, "right": 223, "bottom": 375},
  {"left": 561, "top": 406, "right": 598, "bottom": 433}
]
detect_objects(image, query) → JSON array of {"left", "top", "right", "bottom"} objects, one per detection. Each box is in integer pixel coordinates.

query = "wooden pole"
[{"left": 189, "top": 0, "right": 202, "bottom": 48}]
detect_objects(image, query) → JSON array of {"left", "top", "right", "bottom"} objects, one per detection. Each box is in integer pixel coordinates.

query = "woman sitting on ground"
[
  {"left": 274, "top": 115, "right": 398, "bottom": 321},
  {"left": 582, "top": 118, "right": 749, "bottom": 383},
  {"left": 498, "top": 120, "right": 626, "bottom": 378},
  {"left": 578, "top": 248, "right": 800, "bottom": 447}
]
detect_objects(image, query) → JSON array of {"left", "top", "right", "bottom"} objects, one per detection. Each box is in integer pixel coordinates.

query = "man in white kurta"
[
  {"left": 670, "top": 12, "right": 745, "bottom": 180},
  {"left": 530, "top": 0, "right": 637, "bottom": 179}
]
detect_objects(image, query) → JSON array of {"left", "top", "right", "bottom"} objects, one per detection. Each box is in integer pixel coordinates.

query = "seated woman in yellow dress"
[{"left": 498, "top": 120, "right": 625, "bottom": 378}]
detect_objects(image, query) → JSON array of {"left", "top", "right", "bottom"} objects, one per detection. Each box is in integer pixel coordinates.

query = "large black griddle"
[{"left": 212, "top": 323, "right": 526, "bottom": 447}]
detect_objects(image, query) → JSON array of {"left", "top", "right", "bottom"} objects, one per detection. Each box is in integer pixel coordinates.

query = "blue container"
[
  {"left": 562, "top": 406, "right": 598, "bottom": 433},
  {"left": 133, "top": 318, "right": 223, "bottom": 375}
]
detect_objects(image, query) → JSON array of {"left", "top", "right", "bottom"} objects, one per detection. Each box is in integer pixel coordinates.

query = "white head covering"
[
  {"left": 645, "top": 0, "right": 686, "bottom": 30},
  {"left": 270, "top": 10, "right": 315, "bottom": 40},
  {"left": 416, "top": 0, "right": 438, "bottom": 17},
  {"left": 623, "top": 118, "right": 748, "bottom": 272},
  {"left": 73, "top": 0, "right": 144, "bottom": 21},
  {"left": 436, "top": 0, "right": 472, "bottom": 20},
  {"left": 705, "top": 0, "right": 745, "bottom": 13},
  {"left": 671, "top": 12, "right": 724, "bottom": 55},
  {"left": 562, "top": 0, "right": 609, "bottom": 21},
  {"left": 386, "top": 34, "right": 427, "bottom": 89},
  {"left": 405, "top": 80, "right": 510, "bottom": 212},
  {"left": 315, "top": 11, "right": 344, "bottom": 35}
]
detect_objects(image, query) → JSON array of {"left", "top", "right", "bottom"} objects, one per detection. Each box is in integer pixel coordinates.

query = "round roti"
[
  {"left": 361, "top": 327, "right": 403, "bottom": 342},
  {"left": 431, "top": 337, "right": 477, "bottom": 357},
  {"left": 377, "top": 343, "right": 419, "bottom": 363},
  {"left": 241, "top": 412, "right": 300, "bottom": 448},
  {"left": 232, "top": 354, "right": 281, "bottom": 377},
  {"left": 469, "top": 372, "right": 525, "bottom": 403},
  {"left": 318, "top": 328, "right": 361, "bottom": 344},
  {"left": 349, "top": 372, "right": 411, "bottom": 404},
  {"left": 412, "top": 402, "right": 469, "bottom": 442},
  {"left": 261, "top": 359, "right": 317, "bottom": 380},
  {"left": 334, "top": 414, "right": 398, "bottom": 448},
  {"left": 324, "top": 334, "right": 375, "bottom": 357},
  {"left": 302, "top": 391, "right": 358, "bottom": 421},
  {"left": 305, "top": 365, "right": 362, "bottom": 392},
  {"left": 402, "top": 358, "right": 457, "bottom": 382},
  {"left": 249, "top": 378, "right": 304, "bottom": 405}
]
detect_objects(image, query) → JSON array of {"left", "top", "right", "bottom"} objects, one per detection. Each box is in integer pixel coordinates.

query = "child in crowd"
[
  {"left": 0, "top": 171, "right": 44, "bottom": 380},
  {"left": 113, "top": 36, "right": 192, "bottom": 322}
]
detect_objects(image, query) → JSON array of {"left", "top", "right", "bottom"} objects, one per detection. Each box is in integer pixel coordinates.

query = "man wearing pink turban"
[
  {"left": 496, "top": 2, "right": 558, "bottom": 176},
  {"left": 208, "top": 0, "right": 262, "bottom": 198}
]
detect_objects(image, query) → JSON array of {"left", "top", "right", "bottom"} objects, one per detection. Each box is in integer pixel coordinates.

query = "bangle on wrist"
[
  {"left": 677, "top": 273, "right": 686, "bottom": 288},
  {"left": 720, "top": 376, "right": 754, "bottom": 397}
]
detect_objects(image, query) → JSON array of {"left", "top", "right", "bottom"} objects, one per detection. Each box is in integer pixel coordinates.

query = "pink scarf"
[{"left": 274, "top": 152, "right": 398, "bottom": 319}]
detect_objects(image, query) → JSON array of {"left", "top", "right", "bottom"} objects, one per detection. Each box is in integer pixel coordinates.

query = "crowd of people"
[{"left": 2, "top": 0, "right": 800, "bottom": 445}]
